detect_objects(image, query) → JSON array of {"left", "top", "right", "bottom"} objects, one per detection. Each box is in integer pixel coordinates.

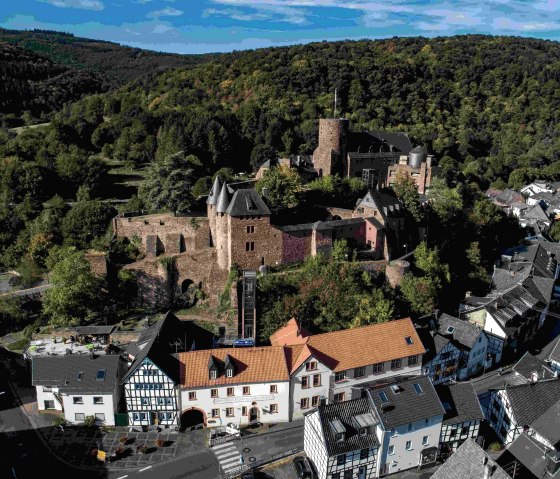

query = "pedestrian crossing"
[{"left": 212, "top": 440, "right": 244, "bottom": 475}]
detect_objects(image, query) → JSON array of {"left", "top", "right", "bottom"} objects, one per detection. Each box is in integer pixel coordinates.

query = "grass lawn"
[
  {"left": 0, "top": 330, "right": 29, "bottom": 353},
  {"left": 95, "top": 154, "right": 148, "bottom": 201}
]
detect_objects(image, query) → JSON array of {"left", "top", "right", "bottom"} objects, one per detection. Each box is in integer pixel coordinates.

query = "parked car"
[{"left": 293, "top": 456, "right": 312, "bottom": 479}]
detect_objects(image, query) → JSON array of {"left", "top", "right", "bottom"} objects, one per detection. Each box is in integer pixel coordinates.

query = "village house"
[
  {"left": 435, "top": 383, "right": 484, "bottom": 457},
  {"left": 357, "top": 375, "right": 444, "bottom": 476},
  {"left": 431, "top": 439, "right": 510, "bottom": 479},
  {"left": 304, "top": 398, "right": 380, "bottom": 479},
  {"left": 32, "top": 354, "right": 125, "bottom": 426},
  {"left": 521, "top": 180, "right": 557, "bottom": 197}
]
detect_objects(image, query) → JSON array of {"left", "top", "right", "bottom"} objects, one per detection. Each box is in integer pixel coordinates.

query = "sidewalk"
[{"left": 3, "top": 357, "right": 209, "bottom": 471}]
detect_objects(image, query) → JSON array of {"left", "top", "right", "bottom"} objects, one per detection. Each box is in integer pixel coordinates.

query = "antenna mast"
[{"left": 333, "top": 88, "right": 338, "bottom": 118}]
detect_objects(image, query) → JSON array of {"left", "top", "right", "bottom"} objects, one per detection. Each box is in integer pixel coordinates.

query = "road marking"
[
  {"left": 139, "top": 466, "right": 152, "bottom": 472},
  {"left": 116, "top": 476, "right": 128, "bottom": 479},
  {"left": 221, "top": 455, "right": 242, "bottom": 466},
  {"left": 212, "top": 442, "right": 235, "bottom": 450},
  {"left": 216, "top": 450, "right": 239, "bottom": 460}
]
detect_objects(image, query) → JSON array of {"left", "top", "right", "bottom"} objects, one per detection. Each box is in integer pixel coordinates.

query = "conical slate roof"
[
  {"left": 216, "top": 182, "right": 231, "bottom": 213},
  {"left": 206, "top": 176, "right": 222, "bottom": 205}
]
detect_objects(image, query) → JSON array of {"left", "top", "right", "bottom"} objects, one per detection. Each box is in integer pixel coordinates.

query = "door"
[
  {"left": 358, "top": 466, "right": 367, "bottom": 479},
  {"left": 249, "top": 407, "right": 258, "bottom": 422}
]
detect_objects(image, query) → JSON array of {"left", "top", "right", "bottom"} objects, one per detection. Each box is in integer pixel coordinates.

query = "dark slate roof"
[
  {"left": 495, "top": 188, "right": 523, "bottom": 206},
  {"left": 530, "top": 399, "right": 560, "bottom": 447},
  {"left": 521, "top": 203, "right": 550, "bottom": 222},
  {"left": 431, "top": 439, "right": 510, "bottom": 479},
  {"left": 123, "top": 312, "right": 214, "bottom": 384},
  {"left": 550, "top": 337, "right": 560, "bottom": 363},
  {"left": 435, "top": 383, "right": 484, "bottom": 425},
  {"left": 73, "top": 325, "right": 116, "bottom": 335},
  {"left": 216, "top": 182, "right": 231, "bottom": 213},
  {"left": 437, "top": 314, "right": 484, "bottom": 350},
  {"left": 524, "top": 276, "right": 554, "bottom": 303},
  {"left": 512, "top": 352, "right": 556, "bottom": 382},
  {"left": 206, "top": 176, "right": 222, "bottom": 205},
  {"left": 32, "top": 354, "right": 122, "bottom": 393},
  {"left": 225, "top": 189, "right": 271, "bottom": 217},
  {"left": 364, "top": 375, "right": 445, "bottom": 429},
  {"left": 497, "top": 434, "right": 560, "bottom": 479},
  {"left": 317, "top": 397, "right": 380, "bottom": 456},
  {"left": 347, "top": 131, "right": 412, "bottom": 154},
  {"left": 491, "top": 265, "right": 532, "bottom": 292},
  {"left": 505, "top": 378, "right": 560, "bottom": 427}
]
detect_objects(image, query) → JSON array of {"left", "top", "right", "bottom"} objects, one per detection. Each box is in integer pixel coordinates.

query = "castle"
[{"left": 312, "top": 118, "right": 434, "bottom": 194}]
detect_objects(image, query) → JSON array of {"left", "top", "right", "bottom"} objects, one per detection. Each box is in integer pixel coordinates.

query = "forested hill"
[{"left": 0, "top": 29, "right": 217, "bottom": 87}]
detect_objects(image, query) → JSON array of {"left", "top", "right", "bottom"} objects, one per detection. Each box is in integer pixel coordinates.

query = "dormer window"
[
  {"left": 226, "top": 368, "right": 233, "bottom": 378},
  {"left": 335, "top": 432, "right": 345, "bottom": 442},
  {"left": 359, "top": 427, "right": 367, "bottom": 436},
  {"left": 210, "top": 370, "right": 217, "bottom": 380},
  {"left": 224, "top": 354, "right": 235, "bottom": 378}
]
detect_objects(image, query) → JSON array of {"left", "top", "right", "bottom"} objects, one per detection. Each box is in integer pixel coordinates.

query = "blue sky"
[{"left": 1, "top": 0, "right": 559, "bottom": 54}]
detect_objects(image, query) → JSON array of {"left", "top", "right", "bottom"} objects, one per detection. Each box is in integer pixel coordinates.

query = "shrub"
[
  {"left": 52, "top": 416, "right": 67, "bottom": 427},
  {"left": 118, "top": 436, "right": 128, "bottom": 445},
  {"left": 488, "top": 442, "right": 502, "bottom": 452},
  {"left": 83, "top": 415, "right": 96, "bottom": 427}
]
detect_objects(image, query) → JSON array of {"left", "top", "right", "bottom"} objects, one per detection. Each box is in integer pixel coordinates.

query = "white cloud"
[
  {"left": 492, "top": 16, "right": 558, "bottom": 31},
  {"left": 533, "top": 0, "right": 560, "bottom": 12},
  {"left": 151, "top": 23, "right": 174, "bottom": 34},
  {"left": 146, "top": 7, "right": 184, "bottom": 18},
  {"left": 38, "top": 0, "right": 104, "bottom": 10}
]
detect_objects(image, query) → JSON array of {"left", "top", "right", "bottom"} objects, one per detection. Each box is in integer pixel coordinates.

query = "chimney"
[{"left": 531, "top": 371, "right": 539, "bottom": 383}]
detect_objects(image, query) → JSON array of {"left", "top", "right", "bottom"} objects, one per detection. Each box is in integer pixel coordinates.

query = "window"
[
  {"left": 226, "top": 407, "right": 234, "bottom": 417},
  {"left": 75, "top": 413, "right": 85, "bottom": 422},
  {"left": 332, "top": 474, "right": 340, "bottom": 479},
  {"left": 422, "top": 435, "right": 429, "bottom": 446},
  {"left": 461, "top": 426, "right": 469, "bottom": 435},
  {"left": 44, "top": 400, "right": 55, "bottom": 409},
  {"left": 446, "top": 326, "right": 455, "bottom": 334},
  {"left": 245, "top": 241, "right": 255, "bottom": 252},
  {"left": 359, "top": 427, "right": 368, "bottom": 436},
  {"left": 408, "top": 355, "right": 419, "bottom": 366},
  {"left": 390, "top": 384, "right": 403, "bottom": 394},
  {"left": 73, "top": 397, "right": 83, "bottom": 405},
  {"left": 344, "top": 472, "right": 352, "bottom": 479},
  {"left": 372, "top": 362, "right": 384, "bottom": 373},
  {"left": 211, "top": 409, "right": 220, "bottom": 418},
  {"left": 133, "top": 412, "right": 147, "bottom": 421},
  {"left": 95, "top": 413, "right": 105, "bottom": 423},
  {"left": 301, "top": 397, "right": 309, "bottom": 409},
  {"left": 211, "top": 389, "right": 218, "bottom": 398},
  {"left": 157, "top": 398, "right": 165, "bottom": 406},
  {"left": 360, "top": 448, "right": 369, "bottom": 460},
  {"left": 391, "top": 428, "right": 397, "bottom": 437},
  {"left": 334, "top": 392, "right": 345, "bottom": 403},
  {"left": 405, "top": 440, "right": 412, "bottom": 451},
  {"left": 413, "top": 383, "right": 424, "bottom": 395},
  {"left": 270, "top": 385, "right": 278, "bottom": 394},
  {"left": 96, "top": 369, "right": 106, "bottom": 381},
  {"left": 93, "top": 396, "right": 103, "bottom": 405},
  {"left": 43, "top": 386, "right": 52, "bottom": 392},
  {"left": 302, "top": 376, "right": 310, "bottom": 388},
  {"left": 166, "top": 397, "right": 173, "bottom": 405},
  {"left": 246, "top": 225, "right": 255, "bottom": 234},
  {"left": 405, "top": 336, "right": 414, "bottom": 345},
  {"left": 270, "top": 404, "right": 278, "bottom": 414},
  {"left": 243, "top": 386, "right": 250, "bottom": 395},
  {"left": 334, "top": 371, "right": 346, "bottom": 382},
  {"left": 354, "top": 366, "right": 366, "bottom": 378},
  {"left": 226, "top": 368, "right": 233, "bottom": 378},
  {"left": 378, "top": 391, "right": 389, "bottom": 403},
  {"left": 210, "top": 370, "right": 217, "bottom": 380},
  {"left": 242, "top": 406, "right": 248, "bottom": 416},
  {"left": 141, "top": 397, "right": 151, "bottom": 406},
  {"left": 425, "top": 418, "right": 430, "bottom": 426},
  {"left": 388, "top": 445, "right": 395, "bottom": 455},
  {"left": 77, "top": 371, "right": 83, "bottom": 381},
  {"left": 227, "top": 387, "right": 235, "bottom": 397},
  {"left": 391, "top": 358, "right": 402, "bottom": 370},
  {"left": 311, "top": 396, "right": 320, "bottom": 407},
  {"left": 337, "top": 454, "right": 346, "bottom": 465},
  {"left": 306, "top": 361, "right": 317, "bottom": 371},
  {"left": 407, "top": 423, "right": 413, "bottom": 432},
  {"left": 189, "top": 392, "right": 196, "bottom": 401},
  {"left": 313, "top": 374, "right": 321, "bottom": 386}
]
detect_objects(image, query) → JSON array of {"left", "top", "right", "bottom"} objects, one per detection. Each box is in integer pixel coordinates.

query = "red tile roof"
[{"left": 269, "top": 318, "right": 312, "bottom": 346}]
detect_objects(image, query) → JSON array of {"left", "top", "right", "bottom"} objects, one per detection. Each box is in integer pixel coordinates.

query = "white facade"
[
  {"left": 486, "top": 389, "right": 519, "bottom": 445},
  {"left": 36, "top": 386, "right": 116, "bottom": 425},
  {"left": 460, "top": 332, "right": 489, "bottom": 379},
  {"left": 439, "top": 419, "right": 481, "bottom": 452},
  {"left": 376, "top": 415, "right": 443, "bottom": 476},
  {"left": 124, "top": 357, "right": 179, "bottom": 427},
  {"left": 291, "top": 358, "right": 332, "bottom": 421},
  {"left": 521, "top": 182, "right": 555, "bottom": 197},
  {"left": 181, "top": 380, "right": 290, "bottom": 427}
]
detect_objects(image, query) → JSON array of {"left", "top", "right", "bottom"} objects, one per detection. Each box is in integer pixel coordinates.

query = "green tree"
[
  {"left": 331, "top": 239, "right": 350, "bottom": 262},
  {"left": 43, "top": 248, "right": 103, "bottom": 326},
  {"left": 250, "top": 144, "right": 276, "bottom": 171},
  {"left": 428, "top": 178, "right": 463, "bottom": 223},
  {"left": 550, "top": 222, "right": 560, "bottom": 242},
  {"left": 255, "top": 164, "right": 301, "bottom": 208},
  {"left": 400, "top": 274, "right": 438, "bottom": 316},
  {"left": 414, "top": 242, "right": 450, "bottom": 286},
  {"left": 139, "top": 151, "right": 194, "bottom": 213},
  {"left": 393, "top": 172, "right": 422, "bottom": 222},
  {"left": 62, "top": 201, "right": 115, "bottom": 249},
  {"left": 352, "top": 288, "right": 395, "bottom": 327}
]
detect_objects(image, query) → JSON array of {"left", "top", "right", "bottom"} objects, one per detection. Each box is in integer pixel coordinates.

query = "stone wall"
[
  {"left": 324, "top": 206, "right": 354, "bottom": 220},
  {"left": 282, "top": 230, "right": 313, "bottom": 264},
  {"left": 312, "top": 119, "right": 349, "bottom": 176},
  {"left": 227, "top": 216, "right": 283, "bottom": 270},
  {"left": 85, "top": 251, "right": 108, "bottom": 278}
]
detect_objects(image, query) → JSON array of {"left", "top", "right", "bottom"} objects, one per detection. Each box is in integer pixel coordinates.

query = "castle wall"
[
  {"left": 312, "top": 119, "right": 349, "bottom": 176},
  {"left": 114, "top": 214, "right": 210, "bottom": 256},
  {"left": 387, "top": 160, "right": 432, "bottom": 195},
  {"left": 312, "top": 229, "right": 333, "bottom": 256},
  {"left": 208, "top": 204, "right": 216, "bottom": 247},
  {"left": 216, "top": 212, "right": 229, "bottom": 270},
  {"left": 85, "top": 251, "right": 108, "bottom": 278},
  {"left": 227, "top": 216, "right": 283, "bottom": 271},
  {"left": 282, "top": 230, "right": 313, "bottom": 264},
  {"left": 324, "top": 207, "right": 354, "bottom": 220}
]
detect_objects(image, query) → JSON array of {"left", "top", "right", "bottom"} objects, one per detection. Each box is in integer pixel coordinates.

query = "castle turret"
[
  {"left": 206, "top": 176, "right": 222, "bottom": 246},
  {"left": 312, "top": 118, "right": 349, "bottom": 177},
  {"left": 215, "top": 182, "right": 231, "bottom": 270}
]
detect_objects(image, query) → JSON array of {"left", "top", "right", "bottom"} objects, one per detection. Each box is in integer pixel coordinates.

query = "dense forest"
[
  {"left": 0, "top": 33, "right": 558, "bottom": 331},
  {"left": 0, "top": 28, "right": 217, "bottom": 123}
]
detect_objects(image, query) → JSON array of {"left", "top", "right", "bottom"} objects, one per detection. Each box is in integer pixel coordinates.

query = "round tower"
[
  {"left": 215, "top": 182, "right": 231, "bottom": 270},
  {"left": 206, "top": 176, "right": 222, "bottom": 246},
  {"left": 385, "top": 259, "right": 410, "bottom": 288},
  {"left": 408, "top": 146, "right": 427, "bottom": 169},
  {"left": 313, "top": 118, "right": 349, "bottom": 176}
]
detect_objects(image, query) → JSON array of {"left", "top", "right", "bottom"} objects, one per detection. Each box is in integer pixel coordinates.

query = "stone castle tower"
[
  {"left": 206, "top": 175, "right": 222, "bottom": 246},
  {"left": 312, "top": 118, "right": 349, "bottom": 177},
  {"left": 215, "top": 182, "right": 231, "bottom": 270}
]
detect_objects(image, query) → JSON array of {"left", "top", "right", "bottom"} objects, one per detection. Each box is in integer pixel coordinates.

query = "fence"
[{"left": 215, "top": 446, "right": 303, "bottom": 479}]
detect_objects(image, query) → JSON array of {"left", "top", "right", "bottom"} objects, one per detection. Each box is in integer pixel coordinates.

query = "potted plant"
[
  {"left": 138, "top": 446, "right": 148, "bottom": 454},
  {"left": 155, "top": 439, "right": 165, "bottom": 448},
  {"left": 118, "top": 436, "right": 128, "bottom": 445}
]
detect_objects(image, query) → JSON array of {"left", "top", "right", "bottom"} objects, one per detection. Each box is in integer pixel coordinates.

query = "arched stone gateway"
[
  {"left": 181, "top": 278, "right": 194, "bottom": 295},
  {"left": 180, "top": 407, "right": 206, "bottom": 430}
]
